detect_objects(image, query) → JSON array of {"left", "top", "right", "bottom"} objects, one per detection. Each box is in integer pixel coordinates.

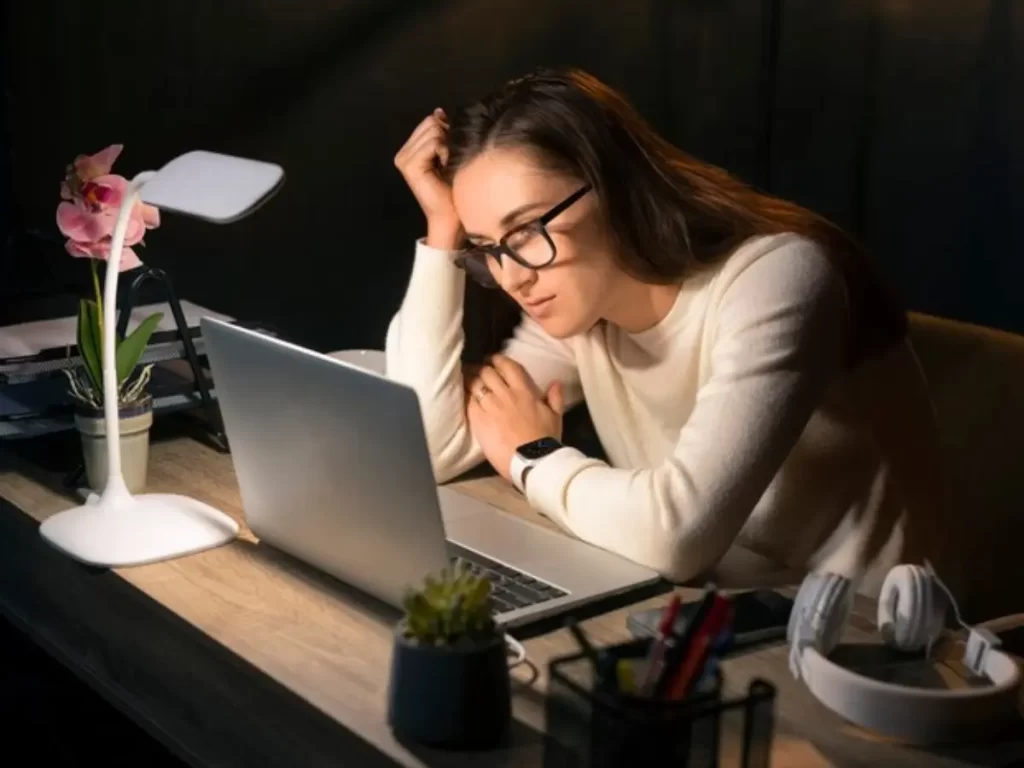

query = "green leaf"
[
  {"left": 77, "top": 300, "right": 103, "bottom": 394},
  {"left": 400, "top": 562, "right": 498, "bottom": 646},
  {"left": 116, "top": 312, "right": 162, "bottom": 386}
]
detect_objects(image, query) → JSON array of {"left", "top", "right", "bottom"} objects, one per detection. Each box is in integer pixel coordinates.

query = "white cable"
[
  {"left": 505, "top": 634, "right": 528, "bottom": 669},
  {"left": 924, "top": 560, "right": 968, "bottom": 632}
]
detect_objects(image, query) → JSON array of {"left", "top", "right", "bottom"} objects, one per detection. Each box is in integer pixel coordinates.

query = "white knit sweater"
[{"left": 385, "top": 233, "right": 944, "bottom": 594}]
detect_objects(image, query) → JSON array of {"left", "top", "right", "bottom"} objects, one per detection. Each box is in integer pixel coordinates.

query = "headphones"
[{"left": 787, "top": 562, "right": 1021, "bottom": 745}]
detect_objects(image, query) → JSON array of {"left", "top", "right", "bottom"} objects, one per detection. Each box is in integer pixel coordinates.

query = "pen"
[
  {"left": 653, "top": 586, "right": 718, "bottom": 698},
  {"left": 666, "top": 595, "right": 734, "bottom": 700},
  {"left": 637, "top": 594, "right": 681, "bottom": 696}
]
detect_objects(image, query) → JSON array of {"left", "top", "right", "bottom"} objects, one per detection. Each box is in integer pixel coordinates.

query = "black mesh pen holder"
[{"left": 544, "top": 638, "right": 777, "bottom": 768}]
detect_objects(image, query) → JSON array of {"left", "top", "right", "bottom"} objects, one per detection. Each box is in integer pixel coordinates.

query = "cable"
[{"left": 505, "top": 633, "right": 527, "bottom": 670}]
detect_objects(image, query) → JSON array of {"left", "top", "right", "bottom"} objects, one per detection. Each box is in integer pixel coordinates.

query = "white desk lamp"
[{"left": 39, "top": 150, "right": 284, "bottom": 567}]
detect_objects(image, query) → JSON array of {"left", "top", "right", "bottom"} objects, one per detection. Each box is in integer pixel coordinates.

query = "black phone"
[{"left": 626, "top": 589, "right": 794, "bottom": 655}]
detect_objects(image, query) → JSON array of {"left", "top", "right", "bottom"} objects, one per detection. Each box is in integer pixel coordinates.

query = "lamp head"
[{"left": 139, "top": 150, "right": 284, "bottom": 224}]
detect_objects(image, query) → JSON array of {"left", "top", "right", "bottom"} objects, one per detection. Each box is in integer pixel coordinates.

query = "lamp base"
[{"left": 39, "top": 490, "right": 239, "bottom": 568}]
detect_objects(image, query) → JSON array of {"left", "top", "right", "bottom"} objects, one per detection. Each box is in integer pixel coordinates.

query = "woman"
[{"left": 385, "top": 68, "right": 950, "bottom": 596}]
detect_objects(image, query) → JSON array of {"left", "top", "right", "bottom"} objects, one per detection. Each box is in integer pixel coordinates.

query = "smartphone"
[{"left": 626, "top": 589, "right": 794, "bottom": 654}]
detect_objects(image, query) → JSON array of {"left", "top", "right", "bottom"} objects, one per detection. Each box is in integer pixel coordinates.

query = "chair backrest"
[{"left": 908, "top": 312, "right": 1024, "bottom": 622}]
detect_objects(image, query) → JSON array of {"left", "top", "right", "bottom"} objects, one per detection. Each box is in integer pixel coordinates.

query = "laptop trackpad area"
[
  {"left": 437, "top": 486, "right": 604, "bottom": 593},
  {"left": 437, "top": 487, "right": 561, "bottom": 558}
]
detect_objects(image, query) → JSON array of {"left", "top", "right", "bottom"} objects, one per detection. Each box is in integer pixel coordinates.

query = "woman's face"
[{"left": 451, "top": 146, "right": 618, "bottom": 339}]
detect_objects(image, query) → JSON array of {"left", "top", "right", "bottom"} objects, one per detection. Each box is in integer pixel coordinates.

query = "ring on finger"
[{"left": 474, "top": 384, "right": 491, "bottom": 402}]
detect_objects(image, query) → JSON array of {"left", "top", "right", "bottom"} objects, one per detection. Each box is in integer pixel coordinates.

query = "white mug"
[{"left": 327, "top": 348, "right": 386, "bottom": 376}]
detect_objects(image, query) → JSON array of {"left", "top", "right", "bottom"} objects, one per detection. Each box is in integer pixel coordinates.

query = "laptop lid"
[{"left": 200, "top": 317, "right": 451, "bottom": 608}]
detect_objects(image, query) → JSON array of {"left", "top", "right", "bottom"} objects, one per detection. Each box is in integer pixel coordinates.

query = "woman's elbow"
[
  {"left": 623, "top": 526, "right": 730, "bottom": 584},
  {"left": 422, "top": 418, "right": 479, "bottom": 483}
]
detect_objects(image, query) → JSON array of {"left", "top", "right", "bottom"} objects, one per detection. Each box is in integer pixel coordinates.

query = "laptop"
[{"left": 200, "top": 317, "right": 660, "bottom": 628}]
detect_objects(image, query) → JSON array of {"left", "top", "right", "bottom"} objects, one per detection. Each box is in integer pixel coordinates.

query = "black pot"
[{"left": 386, "top": 626, "right": 512, "bottom": 750}]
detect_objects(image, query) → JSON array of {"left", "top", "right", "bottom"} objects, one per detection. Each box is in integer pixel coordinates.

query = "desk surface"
[{"left": 0, "top": 429, "right": 1019, "bottom": 767}]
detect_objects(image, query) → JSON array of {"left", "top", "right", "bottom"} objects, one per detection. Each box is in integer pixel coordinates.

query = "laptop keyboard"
[{"left": 452, "top": 551, "right": 568, "bottom": 613}]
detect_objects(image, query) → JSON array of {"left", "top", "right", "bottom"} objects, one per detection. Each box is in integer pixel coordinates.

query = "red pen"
[
  {"left": 665, "top": 595, "right": 733, "bottom": 700},
  {"left": 638, "top": 594, "right": 682, "bottom": 696}
]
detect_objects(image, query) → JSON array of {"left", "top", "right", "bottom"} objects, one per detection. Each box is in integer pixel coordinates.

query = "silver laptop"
[{"left": 200, "top": 317, "right": 660, "bottom": 628}]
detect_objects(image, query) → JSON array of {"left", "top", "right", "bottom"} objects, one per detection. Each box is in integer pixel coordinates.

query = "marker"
[
  {"left": 616, "top": 659, "right": 638, "bottom": 694},
  {"left": 653, "top": 587, "right": 718, "bottom": 698},
  {"left": 666, "top": 595, "right": 734, "bottom": 700}
]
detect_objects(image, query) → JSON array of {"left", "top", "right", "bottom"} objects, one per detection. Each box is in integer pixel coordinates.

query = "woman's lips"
[{"left": 523, "top": 296, "right": 555, "bottom": 315}]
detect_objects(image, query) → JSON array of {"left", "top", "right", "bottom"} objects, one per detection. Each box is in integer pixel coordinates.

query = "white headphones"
[{"left": 787, "top": 562, "right": 1021, "bottom": 745}]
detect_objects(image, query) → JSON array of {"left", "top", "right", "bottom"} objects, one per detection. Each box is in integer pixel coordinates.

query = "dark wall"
[
  {"left": 770, "top": 0, "right": 1023, "bottom": 333},
  {"left": 4, "top": 1, "right": 1022, "bottom": 351}
]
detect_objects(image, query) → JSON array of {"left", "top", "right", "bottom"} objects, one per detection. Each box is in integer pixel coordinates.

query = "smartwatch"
[{"left": 510, "top": 437, "right": 564, "bottom": 493}]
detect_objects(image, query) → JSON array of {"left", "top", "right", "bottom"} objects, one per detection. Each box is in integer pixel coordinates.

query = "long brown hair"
[{"left": 445, "top": 67, "right": 906, "bottom": 367}]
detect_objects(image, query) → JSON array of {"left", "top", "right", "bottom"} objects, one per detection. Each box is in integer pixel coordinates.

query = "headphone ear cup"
[
  {"left": 789, "top": 572, "right": 853, "bottom": 656},
  {"left": 877, "top": 565, "right": 949, "bottom": 652}
]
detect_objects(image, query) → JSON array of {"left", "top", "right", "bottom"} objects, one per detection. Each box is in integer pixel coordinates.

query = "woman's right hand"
[{"left": 394, "top": 108, "right": 463, "bottom": 250}]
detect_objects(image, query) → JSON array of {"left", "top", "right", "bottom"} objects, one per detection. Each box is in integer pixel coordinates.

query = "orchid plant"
[{"left": 56, "top": 144, "right": 163, "bottom": 410}]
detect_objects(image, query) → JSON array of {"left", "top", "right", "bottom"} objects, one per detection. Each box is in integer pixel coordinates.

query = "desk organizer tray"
[{"left": 0, "top": 290, "right": 274, "bottom": 445}]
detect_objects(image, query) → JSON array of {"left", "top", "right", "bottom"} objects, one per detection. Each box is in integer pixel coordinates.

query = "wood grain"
[{"left": 0, "top": 430, "right": 1019, "bottom": 767}]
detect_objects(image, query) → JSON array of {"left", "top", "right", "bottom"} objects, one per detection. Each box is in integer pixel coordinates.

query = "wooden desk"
[{"left": 0, "top": 430, "right": 1019, "bottom": 767}]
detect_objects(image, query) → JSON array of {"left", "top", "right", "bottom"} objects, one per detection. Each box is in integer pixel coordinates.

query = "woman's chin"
[{"left": 534, "top": 313, "right": 589, "bottom": 339}]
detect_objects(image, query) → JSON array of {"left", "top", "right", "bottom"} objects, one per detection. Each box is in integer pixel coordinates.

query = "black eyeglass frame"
[{"left": 454, "top": 184, "right": 592, "bottom": 286}]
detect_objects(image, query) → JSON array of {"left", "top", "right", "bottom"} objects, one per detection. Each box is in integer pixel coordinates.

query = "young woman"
[{"left": 385, "top": 68, "right": 950, "bottom": 596}]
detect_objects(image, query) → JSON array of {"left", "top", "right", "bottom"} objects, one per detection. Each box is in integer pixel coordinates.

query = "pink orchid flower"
[
  {"left": 56, "top": 145, "right": 160, "bottom": 271},
  {"left": 61, "top": 144, "right": 123, "bottom": 201}
]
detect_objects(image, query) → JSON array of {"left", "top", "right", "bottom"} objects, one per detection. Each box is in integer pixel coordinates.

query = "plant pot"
[
  {"left": 386, "top": 625, "right": 512, "bottom": 750},
  {"left": 74, "top": 398, "right": 154, "bottom": 494}
]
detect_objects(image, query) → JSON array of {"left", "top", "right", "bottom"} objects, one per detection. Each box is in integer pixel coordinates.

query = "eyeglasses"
[{"left": 454, "top": 184, "right": 592, "bottom": 288}]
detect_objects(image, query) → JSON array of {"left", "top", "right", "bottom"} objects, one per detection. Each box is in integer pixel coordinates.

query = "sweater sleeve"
[
  {"left": 524, "top": 240, "right": 848, "bottom": 581},
  {"left": 385, "top": 239, "right": 580, "bottom": 483}
]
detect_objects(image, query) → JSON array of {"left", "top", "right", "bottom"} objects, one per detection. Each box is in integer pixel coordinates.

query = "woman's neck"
[{"left": 601, "top": 277, "right": 682, "bottom": 334}]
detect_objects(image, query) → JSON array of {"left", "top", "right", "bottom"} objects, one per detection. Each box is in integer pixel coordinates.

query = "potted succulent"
[
  {"left": 56, "top": 144, "right": 163, "bottom": 493},
  {"left": 387, "top": 561, "right": 512, "bottom": 749}
]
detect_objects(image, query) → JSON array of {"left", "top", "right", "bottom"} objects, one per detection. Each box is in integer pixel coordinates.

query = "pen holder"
[{"left": 543, "top": 638, "right": 776, "bottom": 768}]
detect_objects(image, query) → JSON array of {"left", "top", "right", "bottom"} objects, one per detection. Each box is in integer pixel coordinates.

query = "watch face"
[{"left": 518, "top": 437, "right": 562, "bottom": 460}]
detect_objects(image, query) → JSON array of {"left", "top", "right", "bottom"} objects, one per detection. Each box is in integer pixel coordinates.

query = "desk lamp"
[{"left": 40, "top": 151, "right": 284, "bottom": 567}]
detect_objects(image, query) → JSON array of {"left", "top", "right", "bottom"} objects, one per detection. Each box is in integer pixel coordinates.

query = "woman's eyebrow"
[{"left": 463, "top": 201, "right": 550, "bottom": 239}]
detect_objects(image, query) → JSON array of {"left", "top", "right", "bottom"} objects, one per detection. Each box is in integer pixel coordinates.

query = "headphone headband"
[
  {"left": 788, "top": 565, "right": 1022, "bottom": 744},
  {"left": 798, "top": 639, "right": 1019, "bottom": 744}
]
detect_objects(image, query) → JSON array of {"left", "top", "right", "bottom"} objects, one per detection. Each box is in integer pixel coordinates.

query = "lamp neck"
[{"left": 98, "top": 172, "right": 154, "bottom": 497}]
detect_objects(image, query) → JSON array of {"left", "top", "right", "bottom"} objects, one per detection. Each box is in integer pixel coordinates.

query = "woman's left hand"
[{"left": 465, "top": 354, "right": 565, "bottom": 481}]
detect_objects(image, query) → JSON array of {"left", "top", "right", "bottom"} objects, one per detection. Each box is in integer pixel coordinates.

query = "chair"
[{"left": 909, "top": 312, "right": 1024, "bottom": 622}]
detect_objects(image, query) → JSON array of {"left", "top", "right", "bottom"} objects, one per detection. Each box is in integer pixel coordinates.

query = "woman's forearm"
[{"left": 385, "top": 240, "right": 484, "bottom": 482}]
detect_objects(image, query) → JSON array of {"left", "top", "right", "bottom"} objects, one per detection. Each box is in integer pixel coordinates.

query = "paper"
[{"left": 0, "top": 301, "right": 233, "bottom": 359}]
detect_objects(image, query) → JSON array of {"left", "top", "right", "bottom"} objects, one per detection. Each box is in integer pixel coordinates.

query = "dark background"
[
  {"left": 3, "top": 0, "right": 1022, "bottom": 354},
  {"left": 0, "top": 4, "right": 1020, "bottom": 763}
]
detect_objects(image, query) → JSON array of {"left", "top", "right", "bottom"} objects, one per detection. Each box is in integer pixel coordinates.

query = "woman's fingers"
[
  {"left": 400, "top": 125, "right": 444, "bottom": 172},
  {"left": 476, "top": 366, "right": 509, "bottom": 402},
  {"left": 394, "top": 115, "right": 435, "bottom": 163},
  {"left": 488, "top": 354, "right": 541, "bottom": 397},
  {"left": 395, "top": 112, "right": 446, "bottom": 167}
]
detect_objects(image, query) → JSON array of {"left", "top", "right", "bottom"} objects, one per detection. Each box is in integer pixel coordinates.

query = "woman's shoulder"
[
  {"left": 710, "top": 232, "right": 842, "bottom": 308},
  {"left": 723, "top": 232, "right": 832, "bottom": 275}
]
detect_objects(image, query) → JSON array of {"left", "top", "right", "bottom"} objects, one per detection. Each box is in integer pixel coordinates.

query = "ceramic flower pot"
[
  {"left": 386, "top": 625, "right": 512, "bottom": 750},
  {"left": 74, "top": 398, "right": 154, "bottom": 493}
]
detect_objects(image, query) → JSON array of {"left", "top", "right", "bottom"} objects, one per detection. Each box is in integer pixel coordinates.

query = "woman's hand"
[
  {"left": 394, "top": 108, "right": 463, "bottom": 249},
  {"left": 464, "top": 355, "right": 566, "bottom": 481}
]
